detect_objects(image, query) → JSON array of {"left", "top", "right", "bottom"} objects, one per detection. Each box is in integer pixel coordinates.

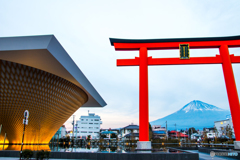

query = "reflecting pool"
[{"left": 1, "top": 143, "right": 185, "bottom": 153}]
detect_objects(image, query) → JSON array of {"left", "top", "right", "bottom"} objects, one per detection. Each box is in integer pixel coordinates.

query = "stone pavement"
[
  {"left": 1, "top": 150, "right": 238, "bottom": 160},
  {"left": 186, "top": 150, "right": 238, "bottom": 160}
]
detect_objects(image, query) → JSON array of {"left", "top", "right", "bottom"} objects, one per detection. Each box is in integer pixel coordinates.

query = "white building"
[
  {"left": 53, "top": 125, "right": 67, "bottom": 139},
  {"left": 61, "top": 125, "right": 67, "bottom": 138},
  {"left": 119, "top": 124, "right": 139, "bottom": 140},
  {"left": 214, "top": 118, "right": 235, "bottom": 138},
  {"left": 75, "top": 112, "right": 102, "bottom": 139}
]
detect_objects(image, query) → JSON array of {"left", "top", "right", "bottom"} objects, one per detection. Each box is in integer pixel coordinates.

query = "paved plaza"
[
  {"left": 187, "top": 150, "right": 238, "bottom": 160},
  {"left": 0, "top": 151, "right": 237, "bottom": 160}
]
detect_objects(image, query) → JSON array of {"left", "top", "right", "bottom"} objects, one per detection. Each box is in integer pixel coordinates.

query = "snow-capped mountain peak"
[
  {"left": 180, "top": 100, "right": 224, "bottom": 113},
  {"left": 150, "top": 100, "right": 230, "bottom": 130}
]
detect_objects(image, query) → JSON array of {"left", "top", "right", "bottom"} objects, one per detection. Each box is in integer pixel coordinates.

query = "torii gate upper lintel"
[{"left": 110, "top": 35, "right": 240, "bottom": 149}]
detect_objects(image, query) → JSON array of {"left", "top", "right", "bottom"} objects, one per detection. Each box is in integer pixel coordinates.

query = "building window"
[
  {"left": 81, "top": 119, "right": 84, "bottom": 121},
  {"left": 133, "top": 130, "right": 138, "bottom": 133},
  {"left": 81, "top": 127, "right": 87, "bottom": 129},
  {"left": 94, "top": 119, "right": 99, "bottom": 121},
  {"left": 95, "top": 127, "right": 99, "bottom": 129},
  {"left": 89, "top": 127, "right": 93, "bottom": 129},
  {"left": 94, "top": 123, "right": 98, "bottom": 125},
  {"left": 89, "top": 123, "right": 93, "bottom": 124},
  {"left": 81, "top": 122, "right": 87, "bottom": 124},
  {"left": 89, "top": 131, "right": 93, "bottom": 133},
  {"left": 91, "top": 119, "right": 93, "bottom": 121},
  {"left": 81, "top": 131, "right": 87, "bottom": 133},
  {"left": 86, "top": 119, "right": 88, "bottom": 121}
]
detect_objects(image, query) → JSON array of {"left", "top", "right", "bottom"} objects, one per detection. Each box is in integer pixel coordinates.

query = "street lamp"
[{"left": 20, "top": 110, "right": 29, "bottom": 160}]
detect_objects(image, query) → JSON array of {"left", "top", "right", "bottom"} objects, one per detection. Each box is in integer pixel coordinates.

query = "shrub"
[
  {"left": 36, "top": 150, "right": 51, "bottom": 160},
  {"left": 22, "top": 149, "right": 33, "bottom": 160},
  {"left": 36, "top": 150, "right": 45, "bottom": 160},
  {"left": 45, "top": 150, "right": 51, "bottom": 160}
]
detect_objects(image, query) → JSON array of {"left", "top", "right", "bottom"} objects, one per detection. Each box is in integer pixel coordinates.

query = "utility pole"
[
  {"left": 191, "top": 128, "right": 193, "bottom": 140},
  {"left": 174, "top": 124, "right": 177, "bottom": 139},
  {"left": 184, "top": 129, "right": 186, "bottom": 144},
  {"left": 76, "top": 123, "right": 78, "bottom": 144},
  {"left": 72, "top": 115, "right": 75, "bottom": 146},
  {"left": 166, "top": 121, "right": 168, "bottom": 140}
]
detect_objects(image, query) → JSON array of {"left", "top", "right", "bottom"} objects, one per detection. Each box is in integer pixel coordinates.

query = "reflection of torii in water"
[{"left": 110, "top": 35, "right": 240, "bottom": 150}]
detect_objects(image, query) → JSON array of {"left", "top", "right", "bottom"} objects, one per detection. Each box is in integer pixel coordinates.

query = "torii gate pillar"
[
  {"left": 137, "top": 47, "right": 151, "bottom": 149},
  {"left": 220, "top": 45, "right": 240, "bottom": 149}
]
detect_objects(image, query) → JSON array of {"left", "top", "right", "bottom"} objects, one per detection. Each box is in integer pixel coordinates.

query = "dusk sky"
[{"left": 1, "top": 0, "right": 240, "bottom": 131}]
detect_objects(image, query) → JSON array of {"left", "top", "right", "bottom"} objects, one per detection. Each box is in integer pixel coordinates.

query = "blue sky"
[{"left": 1, "top": 0, "right": 240, "bottom": 130}]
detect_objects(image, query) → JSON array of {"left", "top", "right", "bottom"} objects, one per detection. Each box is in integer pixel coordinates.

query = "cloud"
[{"left": 1, "top": 0, "right": 240, "bottom": 130}]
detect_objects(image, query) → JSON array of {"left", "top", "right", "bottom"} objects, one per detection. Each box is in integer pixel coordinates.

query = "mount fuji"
[{"left": 150, "top": 100, "right": 231, "bottom": 130}]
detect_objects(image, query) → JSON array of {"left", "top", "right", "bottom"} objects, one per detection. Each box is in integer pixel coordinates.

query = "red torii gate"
[{"left": 110, "top": 35, "right": 240, "bottom": 149}]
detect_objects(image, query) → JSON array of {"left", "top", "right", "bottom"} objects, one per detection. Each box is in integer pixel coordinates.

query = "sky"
[{"left": 1, "top": 0, "right": 240, "bottom": 131}]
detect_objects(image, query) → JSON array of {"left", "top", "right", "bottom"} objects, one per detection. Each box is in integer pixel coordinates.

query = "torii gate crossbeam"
[{"left": 110, "top": 35, "right": 240, "bottom": 150}]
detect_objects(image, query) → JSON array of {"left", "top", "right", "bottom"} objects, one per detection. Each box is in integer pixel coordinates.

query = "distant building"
[
  {"left": 100, "top": 128, "right": 120, "bottom": 134},
  {"left": 119, "top": 124, "right": 139, "bottom": 140},
  {"left": 100, "top": 128, "right": 120, "bottom": 139},
  {"left": 61, "top": 126, "right": 67, "bottom": 138},
  {"left": 191, "top": 133, "right": 201, "bottom": 140},
  {"left": 124, "top": 133, "right": 139, "bottom": 140},
  {"left": 53, "top": 125, "right": 67, "bottom": 139},
  {"left": 108, "top": 128, "right": 120, "bottom": 135},
  {"left": 207, "top": 133, "right": 215, "bottom": 139},
  {"left": 99, "top": 130, "right": 118, "bottom": 139},
  {"left": 75, "top": 113, "right": 102, "bottom": 139},
  {"left": 204, "top": 127, "right": 215, "bottom": 133},
  {"left": 214, "top": 119, "right": 235, "bottom": 138},
  {"left": 152, "top": 125, "right": 166, "bottom": 139},
  {"left": 168, "top": 131, "right": 188, "bottom": 139}
]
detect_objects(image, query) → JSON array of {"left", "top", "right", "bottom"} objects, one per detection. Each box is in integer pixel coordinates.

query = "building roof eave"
[{"left": 0, "top": 35, "right": 106, "bottom": 107}]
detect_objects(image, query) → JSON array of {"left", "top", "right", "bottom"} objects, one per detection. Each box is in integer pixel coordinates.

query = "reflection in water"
[
  {"left": 49, "top": 144, "right": 135, "bottom": 153},
  {"left": 0, "top": 144, "right": 9, "bottom": 150},
  {"left": 2, "top": 143, "right": 184, "bottom": 153},
  {"left": 3, "top": 145, "right": 50, "bottom": 151},
  {"left": 49, "top": 144, "right": 182, "bottom": 153}
]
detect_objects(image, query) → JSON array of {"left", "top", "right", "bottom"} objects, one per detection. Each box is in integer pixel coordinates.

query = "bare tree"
[
  {"left": 225, "top": 124, "right": 233, "bottom": 140},
  {"left": 214, "top": 126, "right": 219, "bottom": 142}
]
